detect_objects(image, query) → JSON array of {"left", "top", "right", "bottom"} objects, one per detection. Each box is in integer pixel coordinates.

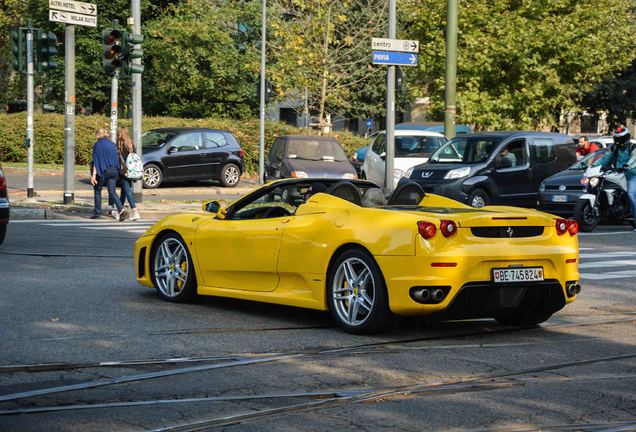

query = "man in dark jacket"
[{"left": 90, "top": 129, "right": 127, "bottom": 220}]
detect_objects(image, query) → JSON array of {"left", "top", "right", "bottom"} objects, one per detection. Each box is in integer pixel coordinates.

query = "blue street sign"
[
  {"left": 366, "top": 117, "right": 372, "bottom": 129},
  {"left": 372, "top": 50, "right": 418, "bottom": 66}
]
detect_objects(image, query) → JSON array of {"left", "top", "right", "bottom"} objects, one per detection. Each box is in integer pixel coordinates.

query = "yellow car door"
[{"left": 194, "top": 217, "right": 287, "bottom": 292}]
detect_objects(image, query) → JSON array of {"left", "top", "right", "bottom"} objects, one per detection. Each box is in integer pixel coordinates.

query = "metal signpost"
[
  {"left": 370, "top": 33, "right": 419, "bottom": 192},
  {"left": 49, "top": 0, "right": 98, "bottom": 204},
  {"left": 26, "top": 25, "right": 34, "bottom": 198}
]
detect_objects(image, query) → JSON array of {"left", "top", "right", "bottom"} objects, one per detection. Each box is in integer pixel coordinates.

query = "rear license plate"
[
  {"left": 492, "top": 267, "right": 544, "bottom": 283},
  {"left": 551, "top": 195, "right": 568, "bottom": 202}
]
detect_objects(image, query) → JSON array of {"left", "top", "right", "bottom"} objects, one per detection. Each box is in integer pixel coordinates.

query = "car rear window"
[
  {"left": 287, "top": 139, "right": 347, "bottom": 162},
  {"left": 395, "top": 136, "right": 446, "bottom": 158}
]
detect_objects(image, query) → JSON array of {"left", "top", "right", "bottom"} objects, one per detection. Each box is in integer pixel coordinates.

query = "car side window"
[
  {"left": 270, "top": 139, "right": 285, "bottom": 162},
  {"left": 531, "top": 138, "right": 556, "bottom": 163},
  {"left": 372, "top": 134, "right": 386, "bottom": 155},
  {"left": 231, "top": 184, "right": 302, "bottom": 220},
  {"left": 169, "top": 132, "right": 202, "bottom": 152},
  {"left": 204, "top": 131, "right": 228, "bottom": 149},
  {"left": 498, "top": 139, "right": 527, "bottom": 168}
]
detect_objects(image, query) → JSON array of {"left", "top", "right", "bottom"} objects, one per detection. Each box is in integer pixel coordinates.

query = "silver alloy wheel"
[
  {"left": 144, "top": 166, "right": 161, "bottom": 187},
  {"left": 471, "top": 195, "right": 486, "bottom": 208},
  {"left": 224, "top": 165, "right": 240, "bottom": 186},
  {"left": 332, "top": 257, "right": 375, "bottom": 327},
  {"left": 154, "top": 237, "right": 189, "bottom": 298}
]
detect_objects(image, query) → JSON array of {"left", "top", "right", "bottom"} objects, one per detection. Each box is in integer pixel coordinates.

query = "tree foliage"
[{"left": 583, "top": 59, "right": 636, "bottom": 129}]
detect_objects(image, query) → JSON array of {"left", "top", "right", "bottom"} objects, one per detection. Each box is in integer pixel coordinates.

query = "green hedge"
[{"left": 0, "top": 114, "right": 368, "bottom": 175}]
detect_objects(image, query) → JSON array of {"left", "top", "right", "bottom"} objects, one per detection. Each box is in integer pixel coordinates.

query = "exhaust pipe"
[
  {"left": 431, "top": 289, "right": 445, "bottom": 302},
  {"left": 413, "top": 288, "right": 431, "bottom": 302},
  {"left": 566, "top": 283, "right": 581, "bottom": 297}
]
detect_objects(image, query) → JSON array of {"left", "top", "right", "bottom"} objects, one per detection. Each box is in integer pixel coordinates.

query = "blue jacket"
[
  {"left": 595, "top": 143, "right": 636, "bottom": 179},
  {"left": 92, "top": 138, "right": 120, "bottom": 177}
]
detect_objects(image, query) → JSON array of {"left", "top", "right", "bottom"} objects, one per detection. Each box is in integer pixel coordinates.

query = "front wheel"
[
  {"left": 219, "top": 163, "right": 241, "bottom": 187},
  {"left": 327, "top": 249, "right": 394, "bottom": 334},
  {"left": 468, "top": 189, "right": 490, "bottom": 208},
  {"left": 574, "top": 199, "right": 599, "bottom": 232},
  {"left": 143, "top": 164, "right": 163, "bottom": 189},
  {"left": 151, "top": 233, "right": 197, "bottom": 302}
]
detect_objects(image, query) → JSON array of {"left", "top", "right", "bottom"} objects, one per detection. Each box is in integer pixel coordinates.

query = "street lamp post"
[
  {"left": 444, "top": 0, "right": 458, "bottom": 139},
  {"left": 259, "top": 0, "right": 266, "bottom": 185}
]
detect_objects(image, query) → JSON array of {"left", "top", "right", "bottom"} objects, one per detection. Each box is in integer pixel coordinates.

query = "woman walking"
[{"left": 116, "top": 126, "right": 141, "bottom": 221}]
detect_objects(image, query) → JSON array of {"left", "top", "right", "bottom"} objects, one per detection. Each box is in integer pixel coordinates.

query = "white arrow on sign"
[
  {"left": 371, "top": 37, "right": 419, "bottom": 53},
  {"left": 409, "top": 54, "right": 416, "bottom": 65},
  {"left": 49, "top": 9, "right": 97, "bottom": 27},
  {"left": 49, "top": 0, "right": 97, "bottom": 16}
]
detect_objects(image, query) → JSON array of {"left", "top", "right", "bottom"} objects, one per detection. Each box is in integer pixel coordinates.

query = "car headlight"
[
  {"left": 405, "top": 167, "right": 414, "bottom": 178},
  {"left": 444, "top": 167, "right": 470, "bottom": 179},
  {"left": 589, "top": 177, "right": 600, "bottom": 188},
  {"left": 394, "top": 168, "right": 405, "bottom": 180},
  {"left": 342, "top": 173, "right": 356, "bottom": 179},
  {"left": 539, "top": 182, "right": 546, "bottom": 193},
  {"left": 291, "top": 170, "right": 309, "bottom": 178}
]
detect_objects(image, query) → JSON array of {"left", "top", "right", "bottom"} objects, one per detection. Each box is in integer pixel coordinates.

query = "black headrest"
[
  {"left": 326, "top": 181, "right": 362, "bottom": 205},
  {"left": 387, "top": 181, "right": 425, "bottom": 205}
]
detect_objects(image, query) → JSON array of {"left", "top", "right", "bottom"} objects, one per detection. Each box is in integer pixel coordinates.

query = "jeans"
[
  {"left": 628, "top": 175, "right": 636, "bottom": 220},
  {"left": 93, "top": 166, "right": 123, "bottom": 216},
  {"left": 120, "top": 177, "right": 137, "bottom": 209}
]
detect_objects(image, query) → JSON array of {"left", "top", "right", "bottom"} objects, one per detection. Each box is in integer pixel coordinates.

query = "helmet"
[{"left": 613, "top": 126, "right": 631, "bottom": 146}]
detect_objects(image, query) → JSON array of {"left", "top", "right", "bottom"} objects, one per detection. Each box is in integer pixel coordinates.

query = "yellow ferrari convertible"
[{"left": 134, "top": 179, "right": 580, "bottom": 334}]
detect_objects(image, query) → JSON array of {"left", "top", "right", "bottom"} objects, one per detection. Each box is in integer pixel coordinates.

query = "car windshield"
[
  {"left": 395, "top": 135, "right": 446, "bottom": 158},
  {"left": 429, "top": 137, "right": 503, "bottom": 164},
  {"left": 287, "top": 139, "right": 348, "bottom": 162},
  {"left": 142, "top": 131, "right": 175, "bottom": 150},
  {"left": 569, "top": 150, "right": 607, "bottom": 169}
]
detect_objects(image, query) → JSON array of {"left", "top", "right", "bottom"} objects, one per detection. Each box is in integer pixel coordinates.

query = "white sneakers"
[
  {"left": 129, "top": 208, "right": 141, "bottom": 221},
  {"left": 108, "top": 207, "right": 139, "bottom": 221}
]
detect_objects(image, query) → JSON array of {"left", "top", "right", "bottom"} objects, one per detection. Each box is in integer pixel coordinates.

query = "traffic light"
[
  {"left": 37, "top": 30, "right": 58, "bottom": 72},
  {"left": 121, "top": 31, "right": 144, "bottom": 75},
  {"left": 10, "top": 27, "right": 26, "bottom": 73},
  {"left": 257, "top": 79, "right": 273, "bottom": 103},
  {"left": 102, "top": 27, "right": 123, "bottom": 75}
]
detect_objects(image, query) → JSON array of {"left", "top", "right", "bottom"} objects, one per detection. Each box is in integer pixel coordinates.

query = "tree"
[
  {"left": 268, "top": 0, "right": 388, "bottom": 128},
  {"left": 403, "top": 0, "right": 636, "bottom": 130}
]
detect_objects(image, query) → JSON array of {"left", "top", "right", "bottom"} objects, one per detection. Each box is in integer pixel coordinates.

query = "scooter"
[{"left": 573, "top": 165, "right": 636, "bottom": 232}]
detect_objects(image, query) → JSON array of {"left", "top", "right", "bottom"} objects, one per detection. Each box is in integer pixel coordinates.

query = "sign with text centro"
[
  {"left": 372, "top": 51, "right": 418, "bottom": 66},
  {"left": 371, "top": 37, "right": 419, "bottom": 53}
]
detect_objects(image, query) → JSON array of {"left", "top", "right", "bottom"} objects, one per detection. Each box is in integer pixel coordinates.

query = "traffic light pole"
[
  {"left": 384, "top": 0, "right": 396, "bottom": 193},
  {"left": 110, "top": 71, "right": 118, "bottom": 143},
  {"left": 63, "top": 25, "right": 76, "bottom": 204},
  {"left": 131, "top": 0, "right": 143, "bottom": 203},
  {"left": 258, "top": 0, "right": 266, "bottom": 185},
  {"left": 26, "top": 23, "right": 35, "bottom": 199},
  {"left": 444, "top": 0, "right": 458, "bottom": 139}
]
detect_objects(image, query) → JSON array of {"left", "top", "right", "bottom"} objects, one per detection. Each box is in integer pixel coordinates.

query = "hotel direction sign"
[{"left": 49, "top": 0, "right": 97, "bottom": 15}]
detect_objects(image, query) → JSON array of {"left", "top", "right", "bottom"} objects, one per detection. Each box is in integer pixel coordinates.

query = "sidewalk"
[{"left": 5, "top": 167, "right": 258, "bottom": 220}]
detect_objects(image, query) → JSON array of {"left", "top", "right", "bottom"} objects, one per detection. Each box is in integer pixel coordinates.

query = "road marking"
[
  {"left": 579, "top": 251, "right": 636, "bottom": 259},
  {"left": 11, "top": 219, "right": 154, "bottom": 236},
  {"left": 578, "top": 231, "right": 635, "bottom": 236},
  {"left": 579, "top": 259, "right": 636, "bottom": 269},
  {"left": 579, "top": 270, "right": 636, "bottom": 280}
]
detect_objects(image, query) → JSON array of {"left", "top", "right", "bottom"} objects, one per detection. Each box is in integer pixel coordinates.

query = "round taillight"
[
  {"left": 440, "top": 220, "right": 457, "bottom": 238},
  {"left": 417, "top": 221, "right": 436, "bottom": 239},
  {"left": 566, "top": 219, "right": 578, "bottom": 236},
  {"left": 555, "top": 218, "right": 568, "bottom": 235}
]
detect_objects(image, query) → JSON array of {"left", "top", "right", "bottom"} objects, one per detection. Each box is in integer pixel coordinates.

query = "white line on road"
[
  {"left": 579, "top": 252, "right": 636, "bottom": 259},
  {"left": 580, "top": 270, "right": 636, "bottom": 280},
  {"left": 578, "top": 260, "right": 636, "bottom": 269},
  {"left": 578, "top": 231, "right": 635, "bottom": 236}
]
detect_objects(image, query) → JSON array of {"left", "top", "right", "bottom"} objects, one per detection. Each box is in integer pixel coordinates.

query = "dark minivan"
[
  {"left": 142, "top": 128, "right": 244, "bottom": 188},
  {"left": 265, "top": 135, "right": 357, "bottom": 181},
  {"left": 404, "top": 131, "right": 577, "bottom": 208}
]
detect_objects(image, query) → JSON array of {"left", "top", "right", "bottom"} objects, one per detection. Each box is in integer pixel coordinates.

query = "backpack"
[{"left": 125, "top": 152, "right": 143, "bottom": 180}]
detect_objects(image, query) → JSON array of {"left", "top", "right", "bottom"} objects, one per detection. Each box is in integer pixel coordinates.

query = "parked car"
[
  {"left": 135, "top": 178, "right": 580, "bottom": 334},
  {"left": 350, "top": 145, "right": 369, "bottom": 178},
  {"left": 265, "top": 135, "right": 357, "bottom": 181},
  {"left": 0, "top": 163, "right": 9, "bottom": 245},
  {"left": 404, "top": 131, "right": 577, "bottom": 208},
  {"left": 538, "top": 149, "right": 608, "bottom": 217},
  {"left": 361, "top": 130, "right": 446, "bottom": 187},
  {"left": 141, "top": 128, "right": 244, "bottom": 189}
]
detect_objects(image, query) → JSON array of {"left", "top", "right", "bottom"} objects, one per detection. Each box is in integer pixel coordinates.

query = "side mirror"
[
  {"left": 380, "top": 152, "right": 386, "bottom": 160},
  {"left": 202, "top": 200, "right": 225, "bottom": 218},
  {"left": 168, "top": 146, "right": 178, "bottom": 154}
]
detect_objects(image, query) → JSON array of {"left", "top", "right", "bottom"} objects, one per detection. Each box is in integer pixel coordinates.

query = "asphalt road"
[{"left": 0, "top": 220, "right": 634, "bottom": 431}]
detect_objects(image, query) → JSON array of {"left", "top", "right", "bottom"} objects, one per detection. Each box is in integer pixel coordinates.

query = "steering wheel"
[{"left": 261, "top": 206, "right": 292, "bottom": 219}]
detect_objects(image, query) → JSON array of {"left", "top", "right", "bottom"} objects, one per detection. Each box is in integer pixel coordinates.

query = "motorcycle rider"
[{"left": 595, "top": 126, "right": 636, "bottom": 230}]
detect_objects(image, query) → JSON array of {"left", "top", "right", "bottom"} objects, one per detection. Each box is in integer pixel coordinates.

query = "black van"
[{"left": 403, "top": 131, "right": 577, "bottom": 208}]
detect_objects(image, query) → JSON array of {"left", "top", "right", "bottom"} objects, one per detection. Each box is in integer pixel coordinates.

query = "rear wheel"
[
  {"left": 151, "top": 232, "right": 197, "bottom": 302},
  {"left": 468, "top": 189, "right": 489, "bottom": 208},
  {"left": 573, "top": 199, "right": 599, "bottom": 232},
  {"left": 143, "top": 164, "right": 162, "bottom": 189},
  {"left": 219, "top": 163, "right": 241, "bottom": 187},
  {"left": 327, "top": 248, "right": 394, "bottom": 334}
]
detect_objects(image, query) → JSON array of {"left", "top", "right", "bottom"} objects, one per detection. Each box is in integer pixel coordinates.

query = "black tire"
[
  {"left": 143, "top": 163, "right": 163, "bottom": 189},
  {"left": 150, "top": 232, "right": 197, "bottom": 302},
  {"left": 573, "top": 199, "right": 599, "bottom": 232},
  {"left": 219, "top": 163, "right": 241, "bottom": 187},
  {"left": 0, "top": 224, "right": 6, "bottom": 245},
  {"left": 327, "top": 248, "right": 394, "bottom": 334},
  {"left": 468, "top": 188, "right": 490, "bottom": 208}
]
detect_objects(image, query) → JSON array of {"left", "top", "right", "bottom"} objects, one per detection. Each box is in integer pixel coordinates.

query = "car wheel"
[
  {"left": 468, "top": 189, "right": 489, "bottom": 208},
  {"left": 219, "top": 163, "right": 241, "bottom": 187},
  {"left": 143, "top": 164, "right": 162, "bottom": 189},
  {"left": 0, "top": 224, "right": 6, "bottom": 245},
  {"left": 573, "top": 199, "right": 599, "bottom": 232},
  {"left": 151, "top": 232, "right": 197, "bottom": 302},
  {"left": 327, "top": 248, "right": 394, "bottom": 334}
]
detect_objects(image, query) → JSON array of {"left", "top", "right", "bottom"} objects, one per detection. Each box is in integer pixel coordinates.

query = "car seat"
[
  {"left": 387, "top": 181, "right": 425, "bottom": 205},
  {"left": 326, "top": 181, "right": 362, "bottom": 205}
]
